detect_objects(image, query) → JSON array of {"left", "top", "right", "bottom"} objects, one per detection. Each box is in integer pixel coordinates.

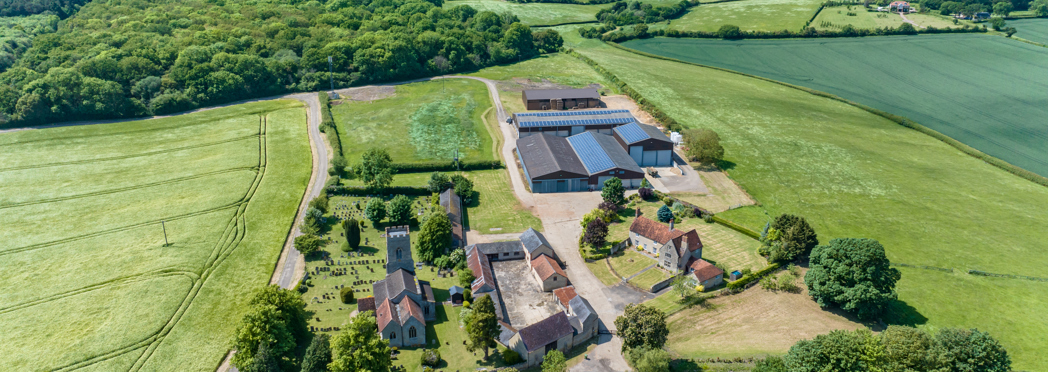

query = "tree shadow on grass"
[{"left": 883, "top": 299, "right": 929, "bottom": 327}]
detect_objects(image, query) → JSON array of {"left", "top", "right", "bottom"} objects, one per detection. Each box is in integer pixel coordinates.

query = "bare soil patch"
[
  {"left": 601, "top": 95, "right": 658, "bottom": 127},
  {"left": 666, "top": 285, "right": 869, "bottom": 358},
  {"left": 674, "top": 163, "right": 757, "bottom": 213},
  {"left": 337, "top": 86, "right": 396, "bottom": 102}
]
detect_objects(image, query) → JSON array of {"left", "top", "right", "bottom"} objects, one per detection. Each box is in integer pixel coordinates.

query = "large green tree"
[
  {"left": 344, "top": 218, "right": 360, "bottom": 250},
  {"left": 684, "top": 128, "right": 725, "bottom": 163},
  {"left": 601, "top": 177, "right": 626, "bottom": 206},
  {"left": 231, "top": 286, "right": 308, "bottom": 370},
  {"left": 451, "top": 174, "right": 474, "bottom": 204},
  {"left": 329, "top": 311, "right": 393, "bottom": 372},
  {"left": 614, "top": 303, "right": 668, "bottom": 352},
  {"left": 416, "top": 205, "right": 452, "bottom": 262},
  {"left": 466, "top": 294, "right": 501, "bottom": 358},
  {"left": 386, "top": 194, "right": 413, "bottom": 226},
  {"left": 359, "top": 149, "right": 394, "bottom": 189},
  {"left": 364, "top": 197, "right": 386, "bottom": 226},
  {"left": 294, "top": 234, "right": 323, "bottom": 257},
  {"left": 301, "top": 334, "right": 332, "bottom": 372},
  {"left": 241, "top": 342, "right": 282, "bottom": 372},
  {"left": 804, "top": 238, "right": 901, "bottom": 320},
  {"left": 626, "top": 346, "right": 671, "bottom": 372},
  {"left": 541, "top": 350, "right": 567, "bottom": 372},
  {"left": 427, "top": 172, "right": 452, "bottom": 193},
  {"left": 931, "top": 328, "right": 1011, "bottom": 372},
  {"left": 769, "top": 214, "right": 818, "bottom": 262}
]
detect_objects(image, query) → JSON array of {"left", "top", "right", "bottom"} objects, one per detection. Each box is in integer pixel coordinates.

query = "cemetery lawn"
[
  {"left": 0, "top": 101, "right": 310, "bottom": 371},
  {"left": 665, "top": 0, "right": 825, "bottom": 32},
  {"left": 332, "top": 79, "right": 495, "bottom": 164},
  {"left": 573, "top": 40, "right": 1048, "bottom": 369}
]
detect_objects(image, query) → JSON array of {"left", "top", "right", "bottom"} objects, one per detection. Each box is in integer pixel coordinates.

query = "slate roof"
[
  {"left": 690, "top": 259, "right": 724, "bottom": 282},
  {"left": 517, "top": 312, "right": 574, "bottom": 352},
  {"left": 449, "top": 286, "right": 465, "bottom": 295},
  {"left": 373, "top": 268, "right": 420, "bottom": 303},
  {"left": 472, "top": 241, "right": 523, "bottom": 256},
  {"left": 516, "top": 134, "right": 588, "bottom": 179},
  {"left": 440, "top": 189, "right": 464, "bottom": 247},
  {"left": 553, "top": 286, "right": 579, "bottom": 309},
  {"left": 567, "top": 132, "right": 644, "bottom": 174},
  {"left": 466, "top": 245, "right": 496, "bottom": 294},
  {"left": 357, "top": 296, "right": 376, "bottom": 313},
  {"left": 520, "top": 228, "right": 552, "bottom": 254},
  {"left": 567, "top": 295, "right": 597, "bottom": 336},
  {"left": 629, "top": 216, "right": 702, "bottom": 258},
  {"left": 522, "top": 88, "right": 599, "bottom": 101},
  {"left": 613, "top": 122, "right": 673, "bottom": 145},
  {"left": 397, "top": 297, "right": 425, "bottom": 325},
  {"left": 419, "top": 280, "right": 434, "bottom": 302},
  {"left": 531, "top": 254, "right": 567, "bottom": 281},
  {"left": 498, "top": 321, "right": 518, "bottom": 346}
]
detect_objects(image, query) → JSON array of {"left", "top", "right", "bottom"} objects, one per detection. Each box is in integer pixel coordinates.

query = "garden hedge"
[{"left": 726, "top": 263, "right": 781, "bottom": 292}]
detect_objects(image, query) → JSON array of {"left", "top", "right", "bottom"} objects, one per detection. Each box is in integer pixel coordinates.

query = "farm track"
[
  {"left": 0, "top": 166, "right": 259, "bottom": 209},
  {"left": 0, "top": 134, "right": 259, "bottom": 172},
  {"left": 43, "top": 115, "right": 271, "bottom": 372}
]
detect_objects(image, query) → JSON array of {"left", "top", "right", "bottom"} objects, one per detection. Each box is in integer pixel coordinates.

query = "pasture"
[
  {"left": 0, "top": 101, "right": 311, "bottom": 371},
  {"left": 666, "top": 0, "right": 825, "bottom": 32},
  {"left": 332, "top": 79, "right": 494, "bottom": 164},
  {"left": 812, "top": 6, "right": 964, "bottom": 29},
  {"left": 623, "top": 35, "right": 1048, "bottom": 178},
  {"left": 1010, "top": 18, "right": 1048, "bottom": 45},
  {"left": 573, "top": 42, "right": 1048, "bottom": 369},
  {"left": 444, "top": 0, "right": 605, "bottom": 25}
]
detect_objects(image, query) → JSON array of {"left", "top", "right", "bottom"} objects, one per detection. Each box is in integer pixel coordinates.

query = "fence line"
[
  {"left": 968, "top": 270, "right": 1048, "bottom": 282},
  {"left": 890, "top": 262, "right": 952, "bottom": 273}
]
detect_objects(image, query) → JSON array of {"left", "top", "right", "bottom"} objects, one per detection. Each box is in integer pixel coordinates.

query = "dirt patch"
[
  {"left": 666, "top": 285, "right": 870, "bottom": 358},
  {"left": 671, "top": 162, "right": 757, "bottom": 213},
  {"left": 337, "top": 86, "right": 396, "bottom": 102},
  {"left": 601, "top": 95, "right": 658, "bottom": 127},
  {"left": 491, "top": 259, "right": 561, "bottom": 329}
]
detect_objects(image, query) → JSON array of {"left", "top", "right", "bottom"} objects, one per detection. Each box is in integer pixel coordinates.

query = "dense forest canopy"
[
  {"left": 595, "top": 0, "right": 695, "bottom": 25},
  {"left": 0, "top": 0, "right": 563, "bottom": 126},
  {"left": 0, "top": 14, "right": 59, "bottom": 72},
  {"left": 0, "top": 0, "right": 91, "bottom": 18}
]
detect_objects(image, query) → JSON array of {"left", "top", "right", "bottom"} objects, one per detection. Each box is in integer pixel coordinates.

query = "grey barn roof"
[
  {"left": 518, "top": 312, "right": 574, "bottom": 352},
  {"left": 471, "top": 241, "right": 523, "bottom": 256},
  {"left": 567, "top": 296, "right": 597, "bottom": 335},
  {"left": 520, "top": 228, "right": 551, "bottom": 254},
  {"left": 516, "top": 134, "right": 588, "bottom": 179},
  {"left": 522, "top": 88, "right": 599, "bottom": 101},
  {"left": 568, "top": 132, "right": 644, "bottom": 174},
  {"left": 613, "top": 122, "right": 673, "bottom": 145}
]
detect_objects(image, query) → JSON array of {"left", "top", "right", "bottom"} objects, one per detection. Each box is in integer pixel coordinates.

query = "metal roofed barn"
[
  {"left": 612, "top": 122, "right": 674, "bottom": 167},
  {"left": 516, "top": 131, "right": 645, "bottom": 193},
  {"left": 522, "top": 88, "right": 601, "bottom": 110},
  {"left": 513, "top": 109, "right": 637, "bottom": 138}
]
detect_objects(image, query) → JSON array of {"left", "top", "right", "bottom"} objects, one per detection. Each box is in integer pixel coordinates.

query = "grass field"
[
  {"left": 622, "top": 35, "right": 1048, "bottom": 179},
  {"left": 628, "top": 267, "right": 672, "bottom": 290},
  {"left": 332, "top": 79, "right": 494, "bottom": 164},
  {"left": 665, "top": 0, "right": 824, "bottom": 32},
  {"left": 463, "top": 169, "right": 544, "bottom": 234},
  {"left": 609, "top": 248, "right": 656, "bottom": 278},
  {"left": 571, "top": 42, "right": 1048, "bottom": 369},
  {"left": 1010, "top": 18, "right": 1048, "bottom": 45},
  {"left": 812, "top": 7, "right": 967, "bottom": 30},
  {"left": 0, "top": 101, "right": 310, "bottom": 371},
  {"left": 445, "top": 0, "right": 605, "bottom": 25}
]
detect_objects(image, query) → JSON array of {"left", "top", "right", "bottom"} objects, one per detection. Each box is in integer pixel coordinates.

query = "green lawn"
[
  {"left": 812, "top": 6, "right": 968, "bottom": 30},
  {"left": 0, "top": 101, "right": 311, "bottom": 371},
  {"left": 332, "top": 79, "right": 495, "bottom": 164},
  {"left": 629, "top": 267, "right": 672, "bottom": 291},
  {"left": 623, "top": 35, "right": 1048, "bottom": 179},
  {"left": 608, "top": 248, "right": 657, "bottom": 278},
  {"left": 445, "top": 0, "right": 607, "bottom": 25},
  {"left": 585, "top": 259, "right": 623, "bottom": 286},
  {"left": 665, "top": 0, "right": 825, "bottom": 32},
  {"left": 1010, "top": 18, "right": 1048, "bottom": 45},
  {"left": 463, "top": 169, "right": 543, "bottom": 234},
  {"left": 574, "top": 41, "right": 1048, "bottom": 369}
]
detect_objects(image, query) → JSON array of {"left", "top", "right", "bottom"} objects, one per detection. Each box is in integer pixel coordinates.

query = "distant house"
[
  {"left": 522, "top": 88, "right": 601, "bottom": 111},
  {"left": 975, "top": 11, "right": 991, "bottom": 19},
  {"left": 449, "top": 286, "right": 465, "bottom": 305},
  {"left": 688, "top": 259, "right": 724, "bottom": 289},
  {"left": 439, "top": 189, "right": 464, "bottom": 248},
  {"left": 506, "top": 312, "right": 576, "bottom": 367},
  {"left": 531, "top": 254, "right": 568, "bottom": 291},
  {"left": 889, "top": 1, "right": 909, "bottom": 11},
  {"left": 629, "top": 216, "right": 703, "bottom": 273}
]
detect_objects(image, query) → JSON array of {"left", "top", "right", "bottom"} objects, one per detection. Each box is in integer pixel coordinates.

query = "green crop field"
[
  {"left": 332, "top": 79, "right": 494, "bottom": 164},
  {"left": 572, "top": 42, "right": 1048, "bottom": 369},
  {"left": 1010, "top": 18, "right": 1048, "bottom": 45},
  {"left": 445, "top": 0, "right": 605, "bottom": 25},
  {"left": 811, "top": 6, "right": 965, "bottom": 29},
  {"left": 665, "top": 0, "right": 824, "bottom": 32},
  {"left": 0, "top": 101, "right": 310, "bottom": 371},
  {"left": 622, "top": 35, "right": 1048, "bottom": 178}
]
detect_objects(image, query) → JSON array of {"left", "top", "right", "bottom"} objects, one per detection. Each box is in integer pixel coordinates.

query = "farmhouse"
[
  {"left": 516, "top": 132, "right": 645, "bottom": 193},
  {"left": 612, "top": 122, "right": 675, "bottom": 167},
  {"left": 439, "top": 189, "right": 464, "bottom": 248},
  {"left": 688, "top": 259, "right": 724, "bottom": 289},
  {"left": 889, "top": 1, "right": 909, "bottom": 12},
  {"left": 628, "top": 216, "right": 703, "bottom": 273},
  {"left": 512, "top": 109, "right": 636, "bottom": 138},
  {"left": 372, "top": 226, "right": 437, "bottom": 347},
  {"left": 522, "top": 88, "right": 601, "bottom": 110}
]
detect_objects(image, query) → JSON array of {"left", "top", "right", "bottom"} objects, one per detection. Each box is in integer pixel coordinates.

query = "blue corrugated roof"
[
  {"left": 518, "top": 117, "right": 634, "bottom": 128},
  {"left": 613, "top": 123, "right": 651, "bottom": 144},
  {"left": 567, "top": 132, "right": 616, "bottom": 173},
  {"left": 517, "top": 109, "right": 630, "bottom": 118}
]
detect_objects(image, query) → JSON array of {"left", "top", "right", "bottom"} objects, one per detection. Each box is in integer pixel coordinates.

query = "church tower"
[{"left": 385, "top": 226, "right": 414, "bottom": 274}]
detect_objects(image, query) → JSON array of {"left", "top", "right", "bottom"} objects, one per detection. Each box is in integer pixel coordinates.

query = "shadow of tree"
[{"left": 884, "top": 299, "right": 929, "bottom": 327}]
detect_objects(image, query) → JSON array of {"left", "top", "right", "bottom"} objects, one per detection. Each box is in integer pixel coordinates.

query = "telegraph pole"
[
  {"left": 161, "top": 221, "right": 169, "bottom": 246},
  {"left": 328, "top": 56, "right": 335, "bottom": 95}
]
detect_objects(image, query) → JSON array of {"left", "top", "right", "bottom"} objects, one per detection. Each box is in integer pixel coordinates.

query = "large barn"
[
  {"left": 522, "top": 88, "right": 601, "bottom": 110},
  {"left": 612, "top": 122, "right": 674, "bottom": 167},
  {"left": 516, "top": 132, "right": 645, "bottom": 192},
  {"left": 513, "top": 109, "right": 636, "bottom": 138}
]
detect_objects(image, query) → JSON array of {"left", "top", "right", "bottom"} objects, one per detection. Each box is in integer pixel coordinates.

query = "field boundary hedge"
[
  {"left": 530, "top": 20, "right": 599, "bottom": 28},
  {"left": 602, "top": 42, "right": 1048, "bottom": 189},
  {"left": 391, "top": 160, "right": 503, "bottom": 173},
  {"left": 318, "top": 93, "right": 343, "bottom": 157},
  {"left": 726, "top": 263, "right": 781, "bottom": 292},
  {"left": 968, "top": 269, "right": 1048, "bottom": 282},
  {"left": 590, "top": 23, "right": 985, "bottom": 42}
]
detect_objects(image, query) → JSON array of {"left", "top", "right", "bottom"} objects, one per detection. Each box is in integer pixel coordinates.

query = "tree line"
[
  {"left": 0, "top": 0, "right": 90, "bottom": 18},
  {"left": 594, "top": 0, "right": 698, "bottom": 25},
  {"left": 0, "top": 0, "right": 563, "bottom": 127}
]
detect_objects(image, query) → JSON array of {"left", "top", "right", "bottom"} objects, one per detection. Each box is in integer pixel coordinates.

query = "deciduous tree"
[
  {"left": 386, "top": 194, "right": 413, "bottom": 226},
  {"left": 541, "top": 350, "right": 567, "bottom": 372},
  {"left": 294, "top": 234, "right": 323, "bottom": 257},
  {"left": 427, "top": 172, "right": 452, "bottom": 193},
  {"left": 301, "top": 334, "right": 332, "bottom": 372},
  {"left": 417, "top": 205, "right": 451, "bottom": 262},
  {"left": 451, "top": 174, "right": 474, "bottom": 204},
  {"left": 601, "top": 177, "right": 626, "bottom": 205},
  {"left": 614, "top": 303, "right": 668, "bottom": 352},
  {"left": 684, "top": 128, "right": 725, "bottom": 163},
  {"left": 583, "top": 217, "right": 609, "bottom": 248},
  {"left": 364, "top": 197, "right": 386, "bottom": 226},
  {"left": 329, "top": 312, "right": 393, "bottom": 372},
  {"left": 360, "top": 149, "right": 394, "bottom": 189},
  {"left": 805, "top": 238, "right": 901, "bottom": 320}
]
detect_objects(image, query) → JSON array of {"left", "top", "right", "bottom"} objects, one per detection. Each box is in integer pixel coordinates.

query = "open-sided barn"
[{"left": 522, "top": 88, "right": 601, "bottom": 110}]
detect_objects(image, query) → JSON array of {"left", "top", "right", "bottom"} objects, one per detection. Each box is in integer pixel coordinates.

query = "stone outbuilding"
[
  {"left": 688, "top": 259, "right": 724, "bottom": 289},
  {"left": 440, "top": 189, "right": 464, "bottom": 248},
  {"left": 530, "top": 254, "right": 568, "bottom": 292},
  {"left": 521, "top": 228, "right": 554, "bottom": 263},
  {"left": 506, "top": 312, "right": 576, "bottom": 367},
  {"left": 553, "top": 286, "right": 598, "bottom": 346}
]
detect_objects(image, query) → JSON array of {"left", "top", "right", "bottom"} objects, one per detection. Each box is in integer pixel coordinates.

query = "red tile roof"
[
  {"left": 376, "top": 298, "right": 396, "bottom": 331},
  {"left": 690, "top": 259, "right": 723, "bottom": 282},
  {"left": 398, "top": 298, "right": 425, "bottom": 325},
  {"left": 531, "top": 254, "right": 567, "bottom": 281},
  {"left": 467, "top": 245, "right": 496, "bottom": 293},
  {"left": 553, "top": 286, "right": 578, "bottom": 309},
  {"left": 629, "top": 216, "right": 703, "bottom": 256}
]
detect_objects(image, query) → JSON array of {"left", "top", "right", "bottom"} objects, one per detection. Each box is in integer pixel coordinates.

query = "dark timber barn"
[
  {"left": 522, "top": 88, "right": 601, "bottom": 110},
  {"left": 513, "top": 109, "right": 636, "bottom": 138},
  {"left": 612, "top": 122, "right": 674, "bottom": 167}
]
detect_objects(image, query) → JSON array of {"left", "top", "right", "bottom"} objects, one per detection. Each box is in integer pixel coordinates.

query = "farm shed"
[
  {"left": 513, "top": 109, "right": 637, "bottom": 138},
  {"left": 506, "top": 312, "right": 576, "bottom": 367},
  {"left": 688, "top": 259, "right": 724, "bottom": 289},
  {"left": 612, "top": 122, "right": 674, "bottom": 167},
  {"left": 449, "top": 286, "right": 465, "bottom": 305},
  {"left": 516, "top": 134, "right": 589, "bottom": 193},
  {"left": 522, "top": 88, "right": 601, "bottom": 110},
  {"left": 566, "top": 132, "right": 645, "bottom": 189}
]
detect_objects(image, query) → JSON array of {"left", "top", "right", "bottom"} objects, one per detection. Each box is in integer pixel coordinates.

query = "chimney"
[
  {"left": 635, "top": 208, "right": 640, "bottom": 218},
  {"left": 670, "top": 218, "right": 674, "bottom": 231}
]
